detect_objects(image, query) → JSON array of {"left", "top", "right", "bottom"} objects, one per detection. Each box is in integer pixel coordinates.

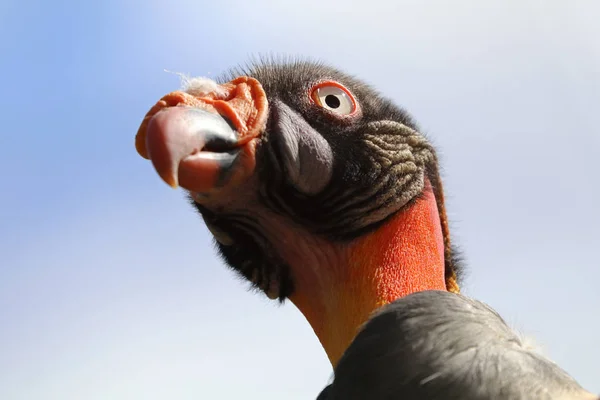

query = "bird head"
[{"left": 135, "top": 59, "right": 463, "bottom": 366}]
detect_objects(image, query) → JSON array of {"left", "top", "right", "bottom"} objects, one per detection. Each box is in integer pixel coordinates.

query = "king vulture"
[{"left": 134, "top": 59, "right": 597, "bottom": 399}]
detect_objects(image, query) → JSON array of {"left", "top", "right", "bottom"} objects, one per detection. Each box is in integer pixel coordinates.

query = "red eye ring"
[{"left": 309, "top": 80, "right": 359, "bottom": 117}]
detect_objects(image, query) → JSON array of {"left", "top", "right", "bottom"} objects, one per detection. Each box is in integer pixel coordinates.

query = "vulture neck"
[{"left": 288, "top": 181, "right": 447, "bottom": 367}]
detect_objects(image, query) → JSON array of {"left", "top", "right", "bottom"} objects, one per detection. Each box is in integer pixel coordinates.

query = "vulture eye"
[{"left": 310, "top": 82, "right": 357, "bottom": 116}]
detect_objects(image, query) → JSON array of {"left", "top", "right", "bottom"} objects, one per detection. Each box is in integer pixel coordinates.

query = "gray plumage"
[{"left": 319, "top": 290, "right": 597, "bottom": 400}]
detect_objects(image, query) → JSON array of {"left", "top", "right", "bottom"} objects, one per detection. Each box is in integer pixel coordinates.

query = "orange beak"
[{"left": 135, "top": 77, "right": 268, "bottom": 193}]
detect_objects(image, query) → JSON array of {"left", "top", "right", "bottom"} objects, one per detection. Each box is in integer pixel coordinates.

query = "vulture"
[{"left": 134, "top": 59, "right": 597, "bottom": 399}]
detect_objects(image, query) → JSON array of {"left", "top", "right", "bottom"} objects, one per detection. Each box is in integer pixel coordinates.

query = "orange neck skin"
[{"left": 288, "top": 182, "right": 447, "bottom": 367}]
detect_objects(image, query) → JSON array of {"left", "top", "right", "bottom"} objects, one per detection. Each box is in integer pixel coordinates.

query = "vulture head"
[{"left": 135, "top": 59, "right": 463, "bottom": 366}]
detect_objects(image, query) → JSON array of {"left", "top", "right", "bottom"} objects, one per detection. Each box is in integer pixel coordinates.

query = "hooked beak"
[{"left": 135, "top": 76, "right": 268, "bottom": 194}]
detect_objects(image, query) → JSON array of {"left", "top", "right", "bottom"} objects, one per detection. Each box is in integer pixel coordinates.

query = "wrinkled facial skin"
[{"left": 188, "top": 60, "right": 460, "bottom": 301}]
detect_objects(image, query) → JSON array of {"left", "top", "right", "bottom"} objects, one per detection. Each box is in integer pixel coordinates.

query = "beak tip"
[
  {"left": 156, "top": 168, "right": 179, "bottom": 189},
  {"left": 165, "top": 176, "right": 179, "bottom": 189}
]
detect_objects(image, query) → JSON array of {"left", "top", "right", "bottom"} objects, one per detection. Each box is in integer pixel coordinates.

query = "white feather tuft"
[{"left": 163, "top": 69, "right": 227, "bottom": 98}]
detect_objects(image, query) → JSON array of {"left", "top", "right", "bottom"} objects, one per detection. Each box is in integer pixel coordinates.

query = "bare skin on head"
[
  {"left": 135, "top": 62, "right": 459, "bottom": 366},
  {"left": 135, "top": 59, "right": 595, "bottom": 398}
]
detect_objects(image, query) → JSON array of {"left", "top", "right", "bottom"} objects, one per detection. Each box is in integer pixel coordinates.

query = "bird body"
[
  {"left": 134, "top": 59, "right": 596, "bottom": 398},
  {"left": 320, "top": 290, "right": 597, "bottom": 400}
]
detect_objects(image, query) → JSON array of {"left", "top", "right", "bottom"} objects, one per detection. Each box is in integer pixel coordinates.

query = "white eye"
[{"left": 311, "top": 83, "right": 356, "bottom": 116}]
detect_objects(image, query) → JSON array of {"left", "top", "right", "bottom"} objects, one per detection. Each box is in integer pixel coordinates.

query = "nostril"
[
  {"left": 203, "top": 114, "right": 239, "bottom": 152},
  {"left": 203, "top": 135, "right": 238, "bottom": 152},
  {"left": 181, "top": 108, "right": 239, "bottom": 153}
]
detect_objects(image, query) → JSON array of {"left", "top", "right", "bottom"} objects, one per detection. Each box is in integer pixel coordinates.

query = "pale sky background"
[{"left": 1, "top": 0, "right": 598, "bottom": 399}]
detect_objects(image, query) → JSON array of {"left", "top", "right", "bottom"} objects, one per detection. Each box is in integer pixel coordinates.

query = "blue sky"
[{"left": 1, "top": 0, "right": 598, "bottom": 398}]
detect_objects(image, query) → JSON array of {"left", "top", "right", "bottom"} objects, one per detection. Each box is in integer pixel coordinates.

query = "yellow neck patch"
[{"left": 290, "top": 183, "right": 447, "bottom": 367}]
